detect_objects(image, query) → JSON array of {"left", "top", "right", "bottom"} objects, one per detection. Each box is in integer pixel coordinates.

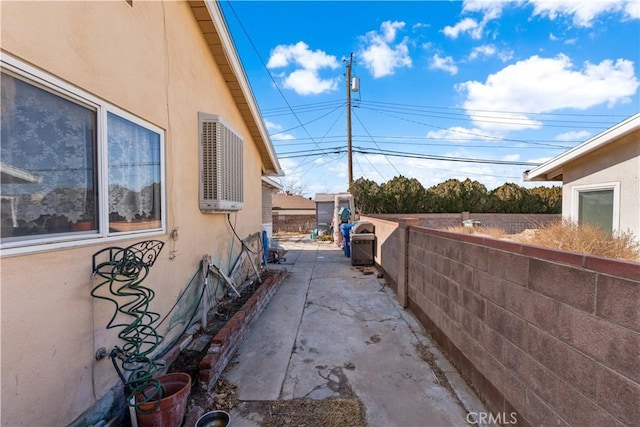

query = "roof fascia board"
[
  {"left": 202, "top": 0, "right": 282, "bottom": 176},
  {"left": 262, "top": 176, "right": 283, "bottom": 190},
  {"left": 525, "top": 113, "right": 640, "bottom": 181}
]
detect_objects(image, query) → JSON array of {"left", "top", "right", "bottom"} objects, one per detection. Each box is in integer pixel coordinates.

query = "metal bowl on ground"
[{"left": 195, "top": 410, "right": 230, "bottom": 427}]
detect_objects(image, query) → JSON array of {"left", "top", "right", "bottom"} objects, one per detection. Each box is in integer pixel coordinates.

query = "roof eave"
[
  {"left": 191, "top": 0, "right": 282, "bottom": 176},
  {"left": 524, "top": 113, "right": 640, "bottom": 182}
]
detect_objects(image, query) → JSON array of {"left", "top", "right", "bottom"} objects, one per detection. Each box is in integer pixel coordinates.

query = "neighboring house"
[
  {"left": 0, "top": 1, "right": 282, "bottom": 426},
  {"left": 272, "top": 192, "right": 316, "bottom": 233},
  {"left": 524, "top": 113, "right": 639, "bottom": 238}
]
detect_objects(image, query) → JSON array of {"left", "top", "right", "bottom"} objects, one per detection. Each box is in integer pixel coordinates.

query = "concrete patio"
[{"left": 220, "top": 234, "right": 489, "bottom": 426}]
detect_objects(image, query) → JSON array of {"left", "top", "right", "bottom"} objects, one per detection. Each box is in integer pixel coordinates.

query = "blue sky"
[{"left": 220, "top": 0, "right": 640, "bottom": 197}]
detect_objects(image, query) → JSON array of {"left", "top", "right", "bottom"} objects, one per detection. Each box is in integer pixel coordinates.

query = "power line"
[
  {"left": 273, "top": 137, "right": 570, "bottom": 150},
  {"left": 269, "top": 103, "right": 344, "bottom": 138},
  {"left": 360, "top": 104, "right": 612, "bottom": 129},
  {"left": 352, "top": 108, "right": 401, "bottom": 177},
  {"left": 278, "top": 146, "right": 541, "bottom": 167},
  {"left": 358, "top": 100, "right": 628, "bottom": 119},
  {"left": 221, "top": 2, "right": 336, "bottom": 161}
]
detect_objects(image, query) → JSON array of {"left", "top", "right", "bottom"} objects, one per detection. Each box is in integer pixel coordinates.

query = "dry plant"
[
  {"left": 514, "top": 220, "right": 640, "bottom": 262},
  {"left": 448, "top": 220, "right": 639, "bottom": 262}
]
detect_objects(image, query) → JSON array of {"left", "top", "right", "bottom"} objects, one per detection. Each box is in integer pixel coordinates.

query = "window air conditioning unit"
[{"left": 199, "top": 113, "right": 243, "bottom": 212}]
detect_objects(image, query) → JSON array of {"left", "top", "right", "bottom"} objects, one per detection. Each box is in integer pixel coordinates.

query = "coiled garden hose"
[{"left": 91, "top": 240, "right": 166, "bottom": 413}]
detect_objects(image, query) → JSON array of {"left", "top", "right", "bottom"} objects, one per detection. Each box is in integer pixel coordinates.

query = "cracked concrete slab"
[{"left": 223, "top": 234, "right": 488, "bottom": 426}]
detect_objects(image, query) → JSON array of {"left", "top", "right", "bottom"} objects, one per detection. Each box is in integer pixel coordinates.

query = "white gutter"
[{"left": 525, "top": 113, "right": 640, "bottom": 181}]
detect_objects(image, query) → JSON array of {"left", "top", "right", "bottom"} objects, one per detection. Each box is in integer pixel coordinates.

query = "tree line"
[{"left": 348, "top": 176, "right": 562, "bottom": 214}]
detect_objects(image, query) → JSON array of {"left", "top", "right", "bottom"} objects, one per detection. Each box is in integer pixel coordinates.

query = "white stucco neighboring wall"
[
  {"left": 525, "top": 114, "right": 640, "bottom": 241},
  {"left": 560, "top": 132, "right": 640, "bottom": 237}
]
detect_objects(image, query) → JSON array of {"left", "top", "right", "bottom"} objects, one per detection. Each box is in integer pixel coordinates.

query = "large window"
[
  {"left": 572, "top": 183, "right": 619, "bottom": 233},
  {"left": 1, "top": 59, "right": 164, "bottom": 250}
]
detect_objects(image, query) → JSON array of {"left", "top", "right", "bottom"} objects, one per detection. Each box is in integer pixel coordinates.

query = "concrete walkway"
[{"left": 222, "top": 235, "right": 488, "bottom": 427}]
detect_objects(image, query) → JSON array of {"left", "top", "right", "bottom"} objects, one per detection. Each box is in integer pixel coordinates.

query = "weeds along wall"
[{"left": 363, "top": 216, "right": 640, "bottom": 426}]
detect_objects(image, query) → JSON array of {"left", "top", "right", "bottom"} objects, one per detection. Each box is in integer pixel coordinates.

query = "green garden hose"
[{"left": 92, "top": 240, "right": 166, "bottom": 413}]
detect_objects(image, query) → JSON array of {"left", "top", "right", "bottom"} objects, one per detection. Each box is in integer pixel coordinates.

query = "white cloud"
[
  {"left": 453, "top": 0, "right": 639, "bottom": 40},
  {"left": 497, "top": 49, "right": 514, "bottom": 62},
  {"left": 456, "top": 54, "right": 640, "bottom": 131},
  {"left": 265, "top": 120, "right": 295, "bottom": 140},
  {"left": 468, "top": 44, "right": 496, "bottom": 60},
  {"left": 282, "top": 69, "right": 339, "bottom": 95},
  {"left": 462, "top": 0, "right": 510, "bottom": 20},
  {"left": 549, "top": 32, "right": 559, "bottom": 41},
  {"left": 359, "top": 21, "right": 413, "bottom": 78},
  {"left": 426, "top": 126, "right": 500, "bottom": 141},
  {"left": 501, "top": 153, "right": 521, "bottom": 162},
  {"left": 271, "top": 133, "right": 295, "bottom": 141},
  {"left": 528, "top": 0, "right": 639, "bottom": 27},
  {"left": 443, "top": 17, "right": 483, "bottom": 40},
  {"left": 430, "top": 54, "right": 459, "bottom": 75},
  {"left": 266, "top": 41, "right": 340, "bottom": 95},
  {"left": 444, "top": 0, "right": 510, "bottom": 39},
  {"left": 555, "top": 130, "right": 591, "bottom": 141},
  {"left": 267, "top": 41, "right": 339, "bottom": 71},
  {"left": 264, "top": 120, "right": 280, "bottom": 130},
  {"left": 381, "top": 21, "right": 405, "bottom": 43}
]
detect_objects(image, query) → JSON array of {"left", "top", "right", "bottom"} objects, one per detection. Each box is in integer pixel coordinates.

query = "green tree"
[
  {"left": 379, "top": 176, "right": 426, "bottom": 213},
  {"left": 349, "top": 178, "right": 382, "bottom": 214},
  {"left": 488, "top": 182, "right": 535, "bottom": 213},
  {"left": 427, "top": 178, "right": 488, "bottom": 212},
  {"left": 529, "top": 185, "right": 562, "bottom": 213}
]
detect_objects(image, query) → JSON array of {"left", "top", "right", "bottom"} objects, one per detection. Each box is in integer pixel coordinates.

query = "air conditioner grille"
[{"left": 199, "top": 113, "right": 243, "bottom": 212}]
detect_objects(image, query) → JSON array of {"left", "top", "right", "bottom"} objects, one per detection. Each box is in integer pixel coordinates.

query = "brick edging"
[{"left": 198, "top": 270, "right": 287, "bottom": 390}]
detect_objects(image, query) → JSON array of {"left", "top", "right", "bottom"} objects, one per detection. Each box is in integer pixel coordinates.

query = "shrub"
[{"left": 515, "top": 220, "right": 640, "bottom": 262}]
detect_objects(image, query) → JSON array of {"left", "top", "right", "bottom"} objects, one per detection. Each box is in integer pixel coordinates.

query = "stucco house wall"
[
  {"left": 0, "top": 1, "right": 280, "bottom": 426},
  {"left": 525, "top": 114, "right": 639, "bottom": 240},
  {"left": 560, "top": 131, "right": 640, "bottom": 236}
]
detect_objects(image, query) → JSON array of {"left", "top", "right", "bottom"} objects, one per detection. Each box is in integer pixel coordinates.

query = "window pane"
[
  {"left": 1, "top": 72, "right": 97, "bottom": 243},
  {"left": 107, "top": 113, "right": 162, "bottom": 232},
  {"left": 578, "top": 189, "right": 614, "bottom": 232}
]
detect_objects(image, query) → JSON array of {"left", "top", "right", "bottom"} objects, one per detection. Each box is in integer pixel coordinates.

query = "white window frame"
[
  {"left": 570, "top": 181, "right": 620, "bottom": 233},
  {"left": 1, "top": 53, "right": 166, "bottom": 256}
]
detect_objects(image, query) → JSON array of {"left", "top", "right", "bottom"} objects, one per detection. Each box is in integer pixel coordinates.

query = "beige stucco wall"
[
  {"left": 1, "top": 1, "right": 266, "bottom": 425},
  {"left": 561, "top": 130, "right": 640, "bottom": 238}
]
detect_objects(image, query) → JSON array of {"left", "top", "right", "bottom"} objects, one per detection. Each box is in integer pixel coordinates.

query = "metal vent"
[{"left": 199, "top": 113, "right": 243, "bottom": 212}]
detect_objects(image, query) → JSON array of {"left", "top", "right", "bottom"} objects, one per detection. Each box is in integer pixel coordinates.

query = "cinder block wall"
[
  {"left": 364, "top": 217, "right": 640, "bottom": 426},
  {"left": 272, "top": 214, "right": 316, "bottom": 233},
  {"left": 368, "top": 213, "right": 560, "bottom": 234},
  {"left": 368, "top": 216, "right": 401, "bottom": 293}
]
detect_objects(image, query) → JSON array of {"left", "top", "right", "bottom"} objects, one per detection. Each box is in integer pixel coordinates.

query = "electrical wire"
[
  {"left": 353, "top": 108, "right": 400, "bottom": 177},
  {"left": 227, "top": 213, "right": 260, "bottom": 255},
  {"left": 221, "top": 2, "right": 336, "bottom": 159}
]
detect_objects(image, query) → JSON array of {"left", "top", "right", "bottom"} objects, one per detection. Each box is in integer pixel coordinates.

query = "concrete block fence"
[
  {"left": 362, "top": 216, "right": 639, "bottom": 426},
  {"left": 198, "top": 270, "right": 286, "bottom": 391},
  {"left": 368, "top": 213, "right": 560, "bottom": 234}
]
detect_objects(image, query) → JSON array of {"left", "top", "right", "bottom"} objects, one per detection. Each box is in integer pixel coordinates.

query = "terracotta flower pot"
[
  {"left": 135, "top": 372, "right": 192, "bottom": 427},
  {"left": 70, "top": 221, "right": 94, "bottom": 231}
]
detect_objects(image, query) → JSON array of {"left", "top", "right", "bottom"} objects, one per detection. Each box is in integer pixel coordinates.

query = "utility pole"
[{"left": 346, "top": 53, "right": 354, "bottom": 188}]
